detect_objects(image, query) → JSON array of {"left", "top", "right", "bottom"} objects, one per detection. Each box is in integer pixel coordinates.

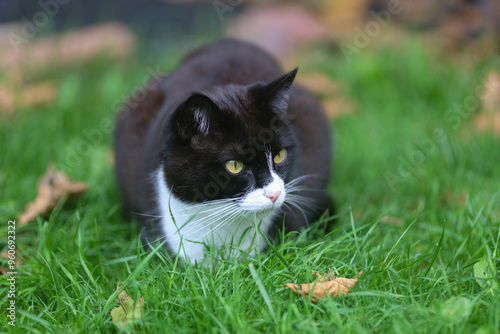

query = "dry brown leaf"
[
  {"left": 474, "top": 71, "right": 500, "bottom": 135},
  {"left": 284, "top": 269, "right": 362, "bottom": 303},
  {"left": 18, "top": 164, "right": 88, "bottom": 226},
  {"left": 0, "top": 267, "right": 9, "bottom": 275},
  {"left": 110, "top": 284, "right": 145, "bottom": 329}
]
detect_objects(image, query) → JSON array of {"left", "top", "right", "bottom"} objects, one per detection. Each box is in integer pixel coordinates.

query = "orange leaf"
[{"left": 284, "top": 269, "right": 362, "bottom": 303}]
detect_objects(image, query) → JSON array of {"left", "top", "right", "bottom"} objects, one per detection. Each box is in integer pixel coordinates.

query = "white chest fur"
[{"left": 154, "top": 168, "right": 284, "bottom": 263}]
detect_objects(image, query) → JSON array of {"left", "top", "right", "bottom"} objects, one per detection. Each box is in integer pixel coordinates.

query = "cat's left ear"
[
  {"left": 250, "top": 68, "right": 298, "bottom": 114},
  {"left": 173, "top": 93, "right": 222, "bottom": 139}
]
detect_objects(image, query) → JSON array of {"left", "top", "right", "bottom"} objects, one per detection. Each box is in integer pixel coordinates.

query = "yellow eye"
[
  {"left": 225, "top": 160, "right": 244, "bottom": 174},
  {"left": 273, "top": 149, "right": 287, "bottom": 165}
]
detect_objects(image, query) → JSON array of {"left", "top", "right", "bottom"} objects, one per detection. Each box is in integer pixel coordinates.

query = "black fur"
[{"left": 114, "top": 39, "right": 333, "bottom": 246}]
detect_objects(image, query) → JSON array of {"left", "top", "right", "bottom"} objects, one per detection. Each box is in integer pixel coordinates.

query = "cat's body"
[{"left": 114, "top": 39, "right": 333, "bottom": 263}]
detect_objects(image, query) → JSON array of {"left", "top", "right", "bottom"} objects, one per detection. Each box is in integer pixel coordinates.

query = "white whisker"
[
  {"left": 132, "top": 212, "right": 163, "bottom": 219},
  {"left": 285, "top": 174, "right": 318, "bottom": 187},
  {"left": 195, "top": 209, "right": 242, "bottom": 242},
  {"left": 171, "top": 201, "right": 235, "bottom": 219},
  {"left": 166, "top": 197, "right": 239, "bottom": 213},
  {"left": 179, "top": 205, "right": 238, "bottom": 239}
]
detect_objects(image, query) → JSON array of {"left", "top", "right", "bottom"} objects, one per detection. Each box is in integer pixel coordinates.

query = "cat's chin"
[{"left": 240, "top": 205, "right": 279, "bottom": 219}]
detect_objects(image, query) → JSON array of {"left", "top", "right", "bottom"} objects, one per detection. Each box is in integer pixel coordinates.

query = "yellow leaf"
[{"left": 110, "top": 284, "right": 145, "bottom": 329}]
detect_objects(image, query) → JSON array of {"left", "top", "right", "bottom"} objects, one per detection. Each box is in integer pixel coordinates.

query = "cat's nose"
[{"left": 265, "top": 190, "right": 282, "bottom": 204}]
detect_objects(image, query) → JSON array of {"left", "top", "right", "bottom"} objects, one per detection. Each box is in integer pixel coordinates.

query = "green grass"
[{"left": 1, "top": 40, "right": 499, "bottom": 333}]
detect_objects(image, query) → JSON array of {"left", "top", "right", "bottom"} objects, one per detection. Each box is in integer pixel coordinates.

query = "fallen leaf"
[
  {"left": 284, "top": 269, "right": 362, "bottom": 303},
  {"left": 474, "top": 71, "right": 500, "bottom": 135},
  {"left": 110, "top": 284, "right": 145, "bottom": 329},
  {"left": 18, "top": 164, "right": 88, "bottom": 226}
]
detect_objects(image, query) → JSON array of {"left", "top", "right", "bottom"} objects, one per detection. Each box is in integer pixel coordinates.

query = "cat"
[{"left": 114, "top": 39, "right": 333, "bottom": 263}]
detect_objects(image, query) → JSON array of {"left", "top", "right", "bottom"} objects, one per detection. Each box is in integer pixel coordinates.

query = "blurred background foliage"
[{"left": 1, "top": 0, "right": 499, "bottom": 68}]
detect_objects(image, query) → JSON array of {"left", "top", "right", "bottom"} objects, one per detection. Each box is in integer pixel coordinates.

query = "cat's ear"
[
  {"left": 250, "top": 68, "right": 298, "bottom": 114},
  {"left": 174, "top": 93, "right": 220, "bottom": 138}
]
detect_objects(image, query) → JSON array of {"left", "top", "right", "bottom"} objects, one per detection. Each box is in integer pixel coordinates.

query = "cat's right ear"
[
  {"left": 249, "top": 68, "right": 298, "bottom": 114},
  {"left": 173, "top": 93, "right": 220, "bottom": 139}
]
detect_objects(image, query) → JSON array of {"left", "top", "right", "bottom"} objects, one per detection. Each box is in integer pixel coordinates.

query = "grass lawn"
[{"left": 1, "top": 40, "right": 499, "bottom": 333}]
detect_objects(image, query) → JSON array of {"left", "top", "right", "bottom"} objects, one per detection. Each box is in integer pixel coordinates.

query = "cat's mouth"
[{"left": 237, "top": 184, "right": 286, "bottom": 216}]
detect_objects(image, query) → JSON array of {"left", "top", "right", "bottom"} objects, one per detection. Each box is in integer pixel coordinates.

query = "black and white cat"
[{"left": 114, "top": 39, "right": 333, "bottom": 263}]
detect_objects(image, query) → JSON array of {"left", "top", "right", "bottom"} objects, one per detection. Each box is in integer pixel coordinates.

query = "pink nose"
[{"left": 265, "top": 190, "right": 282, "bottom": 204}]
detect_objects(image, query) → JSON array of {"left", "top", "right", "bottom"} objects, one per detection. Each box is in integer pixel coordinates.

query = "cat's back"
[{"left": 160, "top": 39, "right": 284, "bottom": 98}]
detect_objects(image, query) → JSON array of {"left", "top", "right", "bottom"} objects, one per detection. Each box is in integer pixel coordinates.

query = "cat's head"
[{"left": 162, "top": 69, "right": 298, "bottom": 215}]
